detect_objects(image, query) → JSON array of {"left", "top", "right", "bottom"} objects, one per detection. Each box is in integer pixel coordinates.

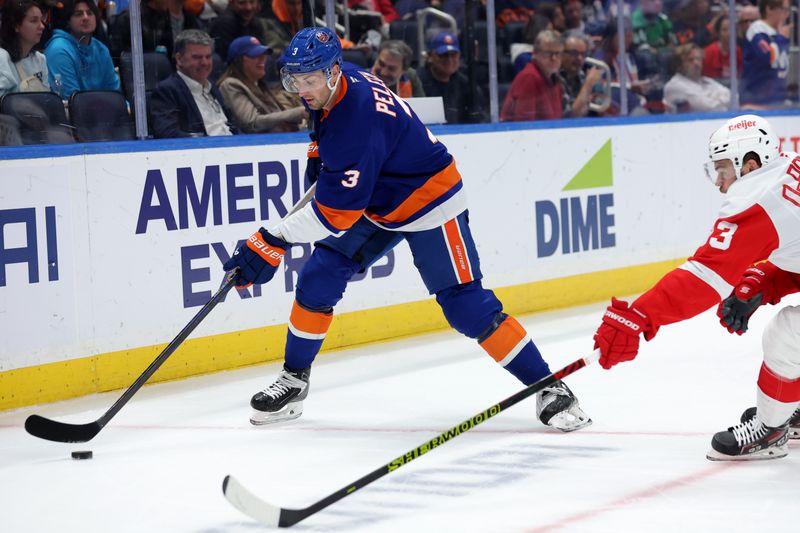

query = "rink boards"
[{"left": 2, "top": 112, "right": 799, "bottom": 409}]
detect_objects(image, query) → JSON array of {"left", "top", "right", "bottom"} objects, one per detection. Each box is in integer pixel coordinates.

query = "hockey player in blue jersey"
[{"left": 224, "top": 26, "right": 591, "bottom": 431}]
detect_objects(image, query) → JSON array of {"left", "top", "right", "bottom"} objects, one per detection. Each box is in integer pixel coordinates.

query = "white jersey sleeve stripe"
[
  {"left": 679, "top": 260, "right": 734, "bottom": 299},
  {"left": 271, "top": 202, "right": 343, "bottom": 243}
]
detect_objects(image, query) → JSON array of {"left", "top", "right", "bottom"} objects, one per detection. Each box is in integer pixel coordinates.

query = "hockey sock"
[
  {"left": 756, "top": 363, "right": 800, "bottom": 427},
  {"left": 284, "top": 300, "right": 333, "bottom": 370},
  {"left": 478, "top": 315, "right": 551, "bottom": 385}
]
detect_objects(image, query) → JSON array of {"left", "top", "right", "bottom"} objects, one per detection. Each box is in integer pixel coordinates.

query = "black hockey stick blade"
[
  {"left": 222, "top": 349, "right": 600, "bottom": 528},
  {"left": 24, "top": 271, "right": 238, "bottom": 443}
]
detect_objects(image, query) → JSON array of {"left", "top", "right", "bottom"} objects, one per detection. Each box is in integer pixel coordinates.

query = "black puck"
[{"left": 71, "top": 450, "right": 93, "bottom": 460}]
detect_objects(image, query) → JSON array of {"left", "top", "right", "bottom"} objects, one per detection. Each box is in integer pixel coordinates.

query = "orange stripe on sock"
[
  {"left": 480, "top": 317, "right": 526, "bottom": 362},
  {"left": 444, "top": 218, "right": 473, "bottom": 284},
  {"left": 289, "top": 301, "right": 333, "bottom": 336}
]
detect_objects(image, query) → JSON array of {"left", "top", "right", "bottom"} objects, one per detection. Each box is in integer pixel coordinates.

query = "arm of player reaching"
[{"left": 594, "top": 202, "right": 779, "bottom": 369}]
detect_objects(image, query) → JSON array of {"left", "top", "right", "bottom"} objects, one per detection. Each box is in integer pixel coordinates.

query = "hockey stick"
[
  {"left": 25, "top": 184, "right": 318, "bottom": 443},
  {"left": 222, "top": 349, "right": 601, "bottom": 528}
]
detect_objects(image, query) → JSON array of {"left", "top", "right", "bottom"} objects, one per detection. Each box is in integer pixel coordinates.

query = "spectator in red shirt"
[
  {"left": 501, "top": 30, "right": 564, "bottom": 121},
  {"left": 702, "top": 14, "right": 742, "bottom": 80}
]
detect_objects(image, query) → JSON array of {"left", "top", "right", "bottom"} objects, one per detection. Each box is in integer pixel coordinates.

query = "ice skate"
[
  {"left": 536, "top": 380, "right": 592, "bottom": 432},
  {"left": 707, "top": 416, "right": 789, "bottom": 461},
  {"left": 740, "top": 406, "right": 800, "bottom": 439},
  {"left": 249, "top": 365, "right": 310, "bottom": 426}
]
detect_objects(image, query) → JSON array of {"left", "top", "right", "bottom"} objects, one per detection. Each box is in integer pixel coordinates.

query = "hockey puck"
[{"left": 71, "top": 450, "right": 93, "bottom": 460}]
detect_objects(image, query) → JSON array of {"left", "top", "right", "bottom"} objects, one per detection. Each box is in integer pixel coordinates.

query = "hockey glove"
[
  {"left": 305, "top": 137, "right": 322, "bottom": 185},
  {"left": 717, "top": 266, "right": 768, "bottom": 335},
  {"left": 223, "top": 228, "right": 288, "bottom": 288},
  {"left": 594, "top": 298, "right": 652, "bottom": 370}
]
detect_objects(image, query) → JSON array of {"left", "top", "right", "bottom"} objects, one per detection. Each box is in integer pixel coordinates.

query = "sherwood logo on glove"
[{"left": 604, "top": 310, "right": 640, "bottom": 331}]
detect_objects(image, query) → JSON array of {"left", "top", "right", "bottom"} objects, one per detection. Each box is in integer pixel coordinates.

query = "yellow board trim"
[{"left": 0, "top": 258, "right": 684, "bottom": 411}]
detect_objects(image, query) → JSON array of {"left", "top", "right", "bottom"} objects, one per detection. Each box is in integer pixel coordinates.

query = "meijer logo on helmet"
[{"left": 728, "top": 119, "right": 756, "bottom": 132}]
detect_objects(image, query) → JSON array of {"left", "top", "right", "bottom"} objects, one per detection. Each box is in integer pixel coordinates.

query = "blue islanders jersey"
[
  {"left": 741, "top": 20, "right": 789, "bottom": 105},
  {"left": 308, "top": 67, "right": 466, "bottom": 233}
]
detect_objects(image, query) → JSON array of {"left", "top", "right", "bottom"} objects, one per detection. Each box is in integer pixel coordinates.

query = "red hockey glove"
[
  {"left": 717, "top": 265, "right": 768, "bottom": 335},
  {"left": 594, "top": 298, "right": 652, "bottom": 370}
]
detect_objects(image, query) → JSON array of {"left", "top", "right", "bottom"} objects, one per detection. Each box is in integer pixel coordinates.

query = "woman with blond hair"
[{"left": 217, "top": 35, "right": 306, "bottom": 133}]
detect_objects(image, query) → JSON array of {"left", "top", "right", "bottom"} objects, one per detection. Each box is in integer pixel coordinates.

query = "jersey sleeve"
[{"left": 634, "top": 203, "right": 780, "bottom": 333}]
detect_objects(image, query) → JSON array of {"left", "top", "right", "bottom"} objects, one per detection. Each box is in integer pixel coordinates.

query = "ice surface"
[{"left": 2, "top": 297, "right": 799, "bottom": 533}]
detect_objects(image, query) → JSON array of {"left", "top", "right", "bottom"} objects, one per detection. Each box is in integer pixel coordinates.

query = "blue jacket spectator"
[
  {"left": 741, "top": 0, "right": 791, "bottom": 106},
  {"left": 44, "top": 0, "right": 119, "bottom": 99}
]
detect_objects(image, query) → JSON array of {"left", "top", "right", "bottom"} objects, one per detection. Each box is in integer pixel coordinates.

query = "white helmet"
[{"left": 706, "top": 114, "right": 780, "bottom": 180}]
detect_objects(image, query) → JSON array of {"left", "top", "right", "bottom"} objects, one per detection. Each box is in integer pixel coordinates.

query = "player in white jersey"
[{"left": 592, "top": 114, "right": 800, "bottom": 460}]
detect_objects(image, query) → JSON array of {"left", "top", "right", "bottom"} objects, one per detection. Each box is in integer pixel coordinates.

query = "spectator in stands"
[
  {"left": 263, "top": 0, "right": 303, "bottom": 53},
  {"left": 741, "top": 0, "right": 790, "bottom": 107},
  {"left": 370, "top": 40, "right": 425, "bottom": 98},
  {"left": 663, "top": 42, "right": 729, "bottom": 112},
  {"left": 0, "top": 0, "right": 50, "bottom": 96},
  {"left": 524, "top": 2, "right": 565, "bottom": 43},
  {"left": 218, "top": 36, "right": 305, "bottom": 133},
  {"left": 737, "top": 5, "right": 760, "bottom": 47},
  {"left": 45, "top": 0, "right": 120, "bottom": 99},
  {"left": 110, "top": 0, "right": 201, "bottom": 59},
  {"left": 631, "top": 0, "right": 677, "bottom": 80},
  {"left": 702, "top": 14, "right": 742, "bottom": 81},
  {"left": 210, "top": 0, "right": 268, "bottom": 59},
  {"left": 560, "top": 34, "right": 603, "bottom": 117},
  {"left": 347, "top": 0, "right": 399, "bottom": 24},
  {"left": 418, "top": 31, "right": 485, "bottom": 123},
  {"left": 562, "top": 0, "right": 587, "bottom": 37},
  {"left": 594, "top": 19, "right": 649, "bottom": 115},
  {"left": 670, "top": 0, "right": 713, "bottom": 47},
  {"left": 501, "top": 29, "right": 564, "bottom": 121},
  {"left": 151, "top": 29, "right": 240, "bottom": 137}
]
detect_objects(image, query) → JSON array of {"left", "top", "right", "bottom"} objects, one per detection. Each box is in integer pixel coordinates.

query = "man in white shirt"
[
  {"left": 663, "top": 42, "right": 730, "bottom": 113},
  {"left": 150, "top": 29, "right": 240, "bottom": 138}
]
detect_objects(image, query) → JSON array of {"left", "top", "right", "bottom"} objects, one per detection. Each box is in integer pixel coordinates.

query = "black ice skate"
[
  {"left": 707, "top": 416, "right": 789, "bottom": 461},
  {"left": 250, "top": 365, "right": 310, "bottom": 426},
  {"left": 740, "top": 406, "right": 800, "bottom": 439},
  {"left": 535, "top": 380, "right": 592, "bottom": 432}
]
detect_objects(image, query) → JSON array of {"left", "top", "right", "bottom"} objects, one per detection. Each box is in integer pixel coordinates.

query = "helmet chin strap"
[{"left": 322, "top": 69, "right": 342, "bottom": 110}]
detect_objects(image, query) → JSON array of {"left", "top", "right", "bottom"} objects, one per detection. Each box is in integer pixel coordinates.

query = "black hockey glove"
[{"left": 717, "top": 293, "right": 762, "bottom": 335}]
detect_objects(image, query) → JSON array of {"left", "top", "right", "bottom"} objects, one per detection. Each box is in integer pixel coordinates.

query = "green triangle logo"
[{"left": 562, "top": 139, "right": 613, "bottom": 191}]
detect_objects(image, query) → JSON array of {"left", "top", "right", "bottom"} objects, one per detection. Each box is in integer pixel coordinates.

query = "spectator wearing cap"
[
  {"left": 218, "top": 35, "right": 306, "bottom": 133},
  {"left": 418, "top": 31, "right": 485, "bottom": 123},
  {"left": 371, "top": 40, "right": 425, "bottom": 98},
  {"left": 44, "top": 0, "right": 120, "bottom": 99},
  {"left": 501, "top": 29, "right": 564, "bottom": 121},
  {"left": 151, "top": 29, "right": 240, "bottom": 138}
]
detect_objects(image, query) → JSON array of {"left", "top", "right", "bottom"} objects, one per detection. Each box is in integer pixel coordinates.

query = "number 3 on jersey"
[
  {"left": 342, "top": 170, "right": 360, "bottom": 188},
  {"left": 708, "top": 220, "right": 738, "bottom": 250}
]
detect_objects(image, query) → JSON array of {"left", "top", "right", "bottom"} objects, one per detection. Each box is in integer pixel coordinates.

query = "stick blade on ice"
[
  {"left": 222, "top": 475, "right": 284, "bottom": 527},
  {"left": 24, "top": 415, "right": 101, "bottom": 443}
]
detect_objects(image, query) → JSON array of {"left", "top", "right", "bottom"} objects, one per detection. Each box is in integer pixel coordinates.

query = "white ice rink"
[{"left": 3, "top": 298, "right": 799, "bottom": 533}]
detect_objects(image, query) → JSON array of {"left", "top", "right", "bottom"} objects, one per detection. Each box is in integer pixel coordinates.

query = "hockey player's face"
[
  {"left": 712, "top": 159, "right": 737, "bottom": 193},
  {"left": 296, "top": 67, "right": 339, "bottom": 110}
]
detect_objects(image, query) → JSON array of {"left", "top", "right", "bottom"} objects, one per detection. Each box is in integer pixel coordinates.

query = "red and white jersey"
[{"left": 634, "top": 151, "right": 800, "bottom": 332}]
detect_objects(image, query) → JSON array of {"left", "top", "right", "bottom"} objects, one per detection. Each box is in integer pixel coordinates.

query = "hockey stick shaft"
[
  {"left": 25, "top": 184, "right": 317, "bottom": 443},
  {"left": 223, "top": 349, "right": 600, "bottom": 527}
]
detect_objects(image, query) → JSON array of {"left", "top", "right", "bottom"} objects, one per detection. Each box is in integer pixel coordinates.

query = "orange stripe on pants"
[
  {"left": 444, "top": 218, "right": 473, "bottom": 285},
  {"left": 479, "top": 316, "right": 526, "bottom": 362},
  {"left": 289, "top": 301, "right": 333, "bottom": 339}
]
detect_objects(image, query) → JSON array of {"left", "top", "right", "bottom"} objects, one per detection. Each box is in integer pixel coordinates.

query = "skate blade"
[
  {"left": 706, "top": 443, "right": 788, "bottom": 461},
  {"left": 249, "top": 401, "right": 303, "bottom": 426},
  {"left": 547, "top": 405, "right": 592, "bottom": 433}
]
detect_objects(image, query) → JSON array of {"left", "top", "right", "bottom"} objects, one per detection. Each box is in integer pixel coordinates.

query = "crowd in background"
[{"left": 0, "top": 0, "right": 796, "bottom": 144}]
